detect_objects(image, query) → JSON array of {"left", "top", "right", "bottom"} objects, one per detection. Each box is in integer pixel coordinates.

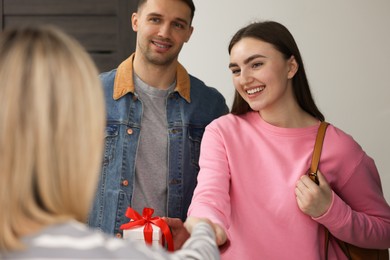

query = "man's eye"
[
  {"left": 150, "top": 18, "right": 160, "bottom": 23},
  {"left": 173, "top": 22, "right": 184, "bottom": 29}
]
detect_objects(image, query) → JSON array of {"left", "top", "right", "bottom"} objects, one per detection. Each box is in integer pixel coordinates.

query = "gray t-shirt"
[
  {"left": 1, "top": 220, "right": 219, "bottom": 259},
  {"left": 132, "top": 74, "right": 176, "bottom": 217}
]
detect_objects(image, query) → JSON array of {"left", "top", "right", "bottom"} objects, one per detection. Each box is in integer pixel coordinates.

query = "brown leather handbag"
[{"left": 309, "top": 121, "right": 389, "bottom": 260}]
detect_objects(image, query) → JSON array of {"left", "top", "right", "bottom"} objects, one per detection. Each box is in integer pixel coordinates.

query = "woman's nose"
[{"left": 239, "top": 70, "right": 254, "bottom": 86}]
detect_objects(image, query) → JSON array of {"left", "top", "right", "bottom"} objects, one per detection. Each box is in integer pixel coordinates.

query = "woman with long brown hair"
[{"left": 187, "top": 21, "right": 390, "bottom": 259}]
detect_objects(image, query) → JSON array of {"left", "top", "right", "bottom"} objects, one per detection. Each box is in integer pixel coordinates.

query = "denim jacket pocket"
[
  {"left": 102, "top": 125, "right": 119, "bottom": 166},
  {"left": 188, "top": 127, "right": 205, "bottom": 168}
]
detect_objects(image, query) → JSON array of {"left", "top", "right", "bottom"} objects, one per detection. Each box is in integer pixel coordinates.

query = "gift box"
[
  {"left": 123, "top": 223, "right": 163, "bottom": 248},
  {"left": 120, "top": 207, "right": 174, "bottom": 251}
]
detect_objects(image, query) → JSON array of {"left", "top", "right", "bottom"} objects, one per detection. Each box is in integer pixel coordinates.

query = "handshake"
[{"left": 163, "top": 216, "right": 228, "bottom": 250}]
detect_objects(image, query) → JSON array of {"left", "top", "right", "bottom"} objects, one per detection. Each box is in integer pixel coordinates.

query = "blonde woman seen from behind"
[{"left": 0, "top": 26, "right": 219, "bottom": 259}]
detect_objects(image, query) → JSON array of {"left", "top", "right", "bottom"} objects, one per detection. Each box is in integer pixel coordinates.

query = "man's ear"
[
  {"left": 287, "top": 56, "right": 299, "bottom": 79},
  {"left": 131, "top": 13, "right": 138, "bottom": 32}
]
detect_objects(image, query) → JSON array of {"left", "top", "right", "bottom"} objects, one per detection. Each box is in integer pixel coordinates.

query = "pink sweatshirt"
[{"left": 188, "top": 112, "right": 390, "bottom": 259}]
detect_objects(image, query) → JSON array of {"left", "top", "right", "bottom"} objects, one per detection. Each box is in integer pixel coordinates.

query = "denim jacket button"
[
  {"left": 170, "top": 179, "right": 181, "bottom": 184},
  {"left": 115, "top": 233, "right": 122, "bottom": 238},
  {"left": 122, "top": 179, "right": 129, "bottom": 186},
  {"left": 171, "top": 129, "right": 181, "bottom": 134},
  {"left": 127, "top": 128, "right": 133, "bottom": 135}
]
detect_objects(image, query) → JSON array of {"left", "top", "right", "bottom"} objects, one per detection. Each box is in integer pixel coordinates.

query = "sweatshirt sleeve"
[
  {"left": 187, "top": 122, "right": 231, "bottom": 231},
  {"left": 314, "top": 154, "right": 390, "bottom": 249}
]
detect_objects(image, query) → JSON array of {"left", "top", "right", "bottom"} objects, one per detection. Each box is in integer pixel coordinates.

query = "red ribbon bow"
[{"left": 120, "top": 207, "right": 174, "bottom": 251}]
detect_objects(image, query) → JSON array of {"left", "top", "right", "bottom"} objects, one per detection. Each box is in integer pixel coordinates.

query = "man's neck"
[{"left": 133, "top": 54, "right": 178, "bottom": 90}]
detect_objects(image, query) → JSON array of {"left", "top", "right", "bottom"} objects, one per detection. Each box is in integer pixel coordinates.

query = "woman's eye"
[
  {"left": 231, "top": 69, "right": 240, "bottom": 75},
  {"left": 252, "top": 62, "right": 263, "bottom": 69}
]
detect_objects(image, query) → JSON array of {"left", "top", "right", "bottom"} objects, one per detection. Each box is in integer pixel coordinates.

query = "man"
[{"left": 88, "top": 0, "right": 228, "bottom": 240}]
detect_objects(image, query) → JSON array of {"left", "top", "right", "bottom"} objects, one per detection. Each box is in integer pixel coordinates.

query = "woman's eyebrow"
[
  {"left": 243, "top": 54, "right": 266, "bottom": 65},
  {"left": 229, "top": 54, "right": 266, "bottom": 68}
]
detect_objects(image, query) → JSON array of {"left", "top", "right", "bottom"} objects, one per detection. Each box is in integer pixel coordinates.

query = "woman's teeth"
[{"left": 247, "top": 87, "right": 265, "bottom": 95}]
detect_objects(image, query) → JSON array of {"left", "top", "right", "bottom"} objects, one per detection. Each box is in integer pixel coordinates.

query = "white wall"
[{"left": 180, "top": 0, "right": 390, "bottom": 202}]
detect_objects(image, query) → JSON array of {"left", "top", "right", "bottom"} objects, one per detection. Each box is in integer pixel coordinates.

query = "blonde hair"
[{"left": 0, "top": 26, "right": 105, "bottom": 251}]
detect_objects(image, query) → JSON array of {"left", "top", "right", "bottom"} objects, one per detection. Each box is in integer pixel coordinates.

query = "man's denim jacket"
[{"left": 88, "top": 54, "right": 229, "bottom": 236}]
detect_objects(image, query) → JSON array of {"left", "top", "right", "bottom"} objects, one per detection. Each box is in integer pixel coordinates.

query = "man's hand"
[
  {"left": 184, "top": 216, "right": 228, "bottom": 246},
  {"left": 162, "top": 217, "right": 190, "bottom": 250}
]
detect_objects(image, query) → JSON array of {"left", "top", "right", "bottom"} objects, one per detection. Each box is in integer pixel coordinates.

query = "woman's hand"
[
  {"left": 295, "top": 170, "right": 332, "bottom": 218},
  {"left": 184, "top": 216, "right": 228, "bottom": 246}
]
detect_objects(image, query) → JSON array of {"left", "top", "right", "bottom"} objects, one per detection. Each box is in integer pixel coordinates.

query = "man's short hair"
[{"left": 137, "top": 0, "right": 195, "bottom": 22}]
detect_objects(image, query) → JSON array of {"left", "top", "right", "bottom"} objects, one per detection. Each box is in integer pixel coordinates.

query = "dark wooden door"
[{"left": 0, "top": 0, "right": 136, "bottom": 72}]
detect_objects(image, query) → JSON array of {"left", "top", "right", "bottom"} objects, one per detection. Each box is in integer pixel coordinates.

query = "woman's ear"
[{"left": 287, "top": 56, "right": 299, "bottom": 79}]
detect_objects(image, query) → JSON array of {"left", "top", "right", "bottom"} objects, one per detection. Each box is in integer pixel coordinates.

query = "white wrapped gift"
[{"left": 123, "top": 225, "right": 163, "bottom": 248}]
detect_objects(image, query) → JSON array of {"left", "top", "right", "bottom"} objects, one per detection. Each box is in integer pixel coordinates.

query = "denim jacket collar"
[{"left": 113, "top": 53, "right": 191, "bottom": 103}]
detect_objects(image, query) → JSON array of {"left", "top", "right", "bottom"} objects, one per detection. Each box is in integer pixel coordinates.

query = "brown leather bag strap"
[
  {"left": 325, "top": 228, "right": 330, "bottom": 260},
  {"left": 310, "top": 121, "right": 329, "bottom": 174},
  {"left": 308, "top": 122, "right": 329, "bottom": 185},
  {"left": 310, "top": 122, "right": 349, "bottom": 259},
  {"left": 309, "top": 121, "right": 331, "bottom": 259}
]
